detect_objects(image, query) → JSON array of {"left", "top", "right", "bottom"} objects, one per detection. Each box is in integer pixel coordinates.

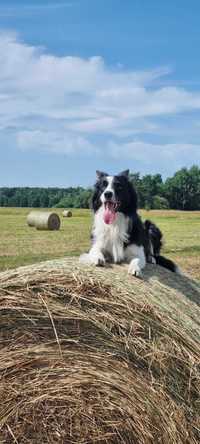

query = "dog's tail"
[
  {"left": 154, "top": 255, "right": 181, "bottom": 274},
  {"left": 144, "top": 220, "right": 181, "bottom": 274}
]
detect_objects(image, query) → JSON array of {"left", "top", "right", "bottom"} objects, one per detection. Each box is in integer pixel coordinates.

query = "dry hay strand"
[
  {"left": 27, "top": 211, "right": 60, "bottom": 230},
  {"left": 62, "top": 210, "right": 72, "bottom": 217},
  {"left": 0, "top": 257, "right": 200, "bottom": 444}
]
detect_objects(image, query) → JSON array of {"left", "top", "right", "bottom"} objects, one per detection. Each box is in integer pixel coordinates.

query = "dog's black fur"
[
  {"left": 144, "top": 220, "right": 178, "bottom": 271},
  {"left": 91, "top": 170, "right": 178, "bottom": 272}
]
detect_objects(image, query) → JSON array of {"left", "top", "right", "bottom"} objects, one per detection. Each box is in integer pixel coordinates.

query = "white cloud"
[
  {"left": 17, "top": 130, "right": 98, "bottom": 155},
  {"left": 108, "top": 140, "right": 200, "bottom": 166},
  {"left": 0, "top": 31, "right": 200, "bottom": 171}
]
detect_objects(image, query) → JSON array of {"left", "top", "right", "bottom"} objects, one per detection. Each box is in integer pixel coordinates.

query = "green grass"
[{"left": 0, "top": 207, "right": 199, "bottom": 279}]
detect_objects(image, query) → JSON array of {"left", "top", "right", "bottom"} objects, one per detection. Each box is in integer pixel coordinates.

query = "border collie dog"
[{"left": 80, "top": 170, "right": 179, "bottom": 277}]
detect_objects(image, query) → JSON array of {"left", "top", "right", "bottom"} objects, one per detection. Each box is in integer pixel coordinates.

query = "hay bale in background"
[
  {"left": 35, "top": 212, "right": 60, "bottom": 231},
  {"left": 27, "top": 210, "right": 38, "bottom": 227},
  {"left": 27, "top": 211, "right": 60, "bottom": 230},
  {"left": 0, "top": 258, "right": 200, "bottom": 443},
  {"left": 62, "top": 210, "right": 72, "bottom": 217}
]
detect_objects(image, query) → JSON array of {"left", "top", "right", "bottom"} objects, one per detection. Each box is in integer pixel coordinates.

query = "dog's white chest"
[{"left": 93, "top": 209, "right": 129, "bottom": 263}]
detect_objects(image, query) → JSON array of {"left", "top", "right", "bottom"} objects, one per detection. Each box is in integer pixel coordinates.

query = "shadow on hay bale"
[{"left": 0, "top": 258, "right": 200, "bottom": 444}]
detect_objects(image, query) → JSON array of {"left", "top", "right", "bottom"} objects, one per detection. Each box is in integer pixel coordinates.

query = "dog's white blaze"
[
  {"left": 100, "top": 176, "right": 115, "bottom": 203},
  {"left": 106, "top": 176, "right": 114, "bottom": 193}
]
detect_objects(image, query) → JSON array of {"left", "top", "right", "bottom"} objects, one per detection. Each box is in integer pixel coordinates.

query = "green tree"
[
  {"left": 165, "top": 166, "right": 200, "bottom": 210},
  {"left": 153, "top": 195, "right": 169, "bottom": 209},
  {"left": 129, "top": 173, "right": 144, "bottom": 207},
  {"left": 39, "top": 190, "right": 49, "bottom": 208},
  {"left": 141, "top": 174, "right": 163, "bottom": 209}
]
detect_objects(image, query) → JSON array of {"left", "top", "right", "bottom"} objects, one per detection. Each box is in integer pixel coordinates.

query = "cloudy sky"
[{"left": 1, "top": 0, "right": 200, "bottom": 187}]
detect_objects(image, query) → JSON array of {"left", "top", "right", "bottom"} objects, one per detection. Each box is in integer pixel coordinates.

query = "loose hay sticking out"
[
  {"left": 0, "top": 258, "right": 200, "bottom": 443},
  {"left": 27, "top": 211, "right": 61, "bottom": 230}
]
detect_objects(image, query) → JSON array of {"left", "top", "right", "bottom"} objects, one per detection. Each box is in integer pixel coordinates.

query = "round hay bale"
[
  {"left": 62, "top": 210, "right": 72, "bottom": 217},
  {"left": 27, "top": 211, "right": 60, "bottom": 230},
  {"left": 27, "top": 211, "right": 39, "bottom": 227},
  {"left": 0, "top": 258, "right": 200, "bottom": 444}
]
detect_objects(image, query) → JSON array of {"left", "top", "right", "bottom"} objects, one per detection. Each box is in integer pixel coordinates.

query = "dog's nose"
[{"left": 104, "top": 191, "right": 113, "bottom": 199}]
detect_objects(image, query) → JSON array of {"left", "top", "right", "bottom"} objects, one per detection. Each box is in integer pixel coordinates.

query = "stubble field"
[{"left": 0, "top": 207, "right": 199, "bottom": 280}]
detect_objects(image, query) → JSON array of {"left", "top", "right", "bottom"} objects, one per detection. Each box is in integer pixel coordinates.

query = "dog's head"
[{"left": 92, "top": 170, "right": 138, "bottom": 224}]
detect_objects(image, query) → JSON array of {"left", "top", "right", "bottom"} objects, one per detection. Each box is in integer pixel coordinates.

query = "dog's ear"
[
  {"left": 118, "top": 169, "right": 129, "bottom": 178},
  {"left": 96, "top": 170, "right": 108, "bottom": 180}
]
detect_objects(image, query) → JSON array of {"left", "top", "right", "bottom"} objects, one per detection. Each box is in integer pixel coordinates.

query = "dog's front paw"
[
  {"left": 91, "top": 252, "right": 106, "bottom": 267},
  {"left": 128, "top": 259, "right": 143, "bottom": 278},
  {"left": 79, "top": 252, "right": 105, "bottom": 266},
  {"left": 89, "top": 251, "right": 105, "bottom": 267}
]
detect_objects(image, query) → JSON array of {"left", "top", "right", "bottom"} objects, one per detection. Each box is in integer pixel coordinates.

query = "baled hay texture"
[
  {"left": 27, "top": 211, "right": 61, "bottom": 230},
  {"left": 0, "top": 257, "right": 200, "bottom": 444},
  {"left": 62, "top": 210, "right": 72, "bottom": 217}
]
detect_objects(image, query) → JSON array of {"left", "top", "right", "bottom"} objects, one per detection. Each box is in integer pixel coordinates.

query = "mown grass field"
[{"left": 0, "top": 207, "right": 199, "bottom": 280}]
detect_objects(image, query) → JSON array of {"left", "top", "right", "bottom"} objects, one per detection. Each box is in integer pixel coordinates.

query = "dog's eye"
[
  {"left": 115, "top": 183, "right": 122, "bottom": 190},
  {"left": 102, "top": 180, "right": 108, "bottom": 187}
]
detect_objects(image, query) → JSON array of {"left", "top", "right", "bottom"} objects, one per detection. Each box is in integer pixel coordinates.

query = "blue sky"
[{"left": 1, "top": 0, "right": 200, "bottom": 187}]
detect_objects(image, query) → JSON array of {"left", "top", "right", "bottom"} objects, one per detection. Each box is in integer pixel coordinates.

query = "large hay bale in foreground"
[
  {"left": 27, "top": 211, "right": 60, "bottom": 230},
  {"left": 0, "top": 258, "right": 200, "bottom": 443}
]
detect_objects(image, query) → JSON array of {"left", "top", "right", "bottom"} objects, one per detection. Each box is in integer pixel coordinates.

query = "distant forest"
[{"left": 1, "top": 166, "right": 200, "bottom": 210}]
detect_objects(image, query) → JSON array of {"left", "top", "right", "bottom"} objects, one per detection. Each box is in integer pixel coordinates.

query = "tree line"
[{"left": 0, "top": 166, "right": 200, "bottom": 210}]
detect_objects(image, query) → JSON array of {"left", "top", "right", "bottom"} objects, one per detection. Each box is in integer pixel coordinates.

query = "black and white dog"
[{"left": 80, "top": 170, "right": 180, "bottom": 277}]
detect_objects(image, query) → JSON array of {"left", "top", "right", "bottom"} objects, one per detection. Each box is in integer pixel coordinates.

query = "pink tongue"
[{"left": 103, "top": 207, "right": 117, "bottom": 225}]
